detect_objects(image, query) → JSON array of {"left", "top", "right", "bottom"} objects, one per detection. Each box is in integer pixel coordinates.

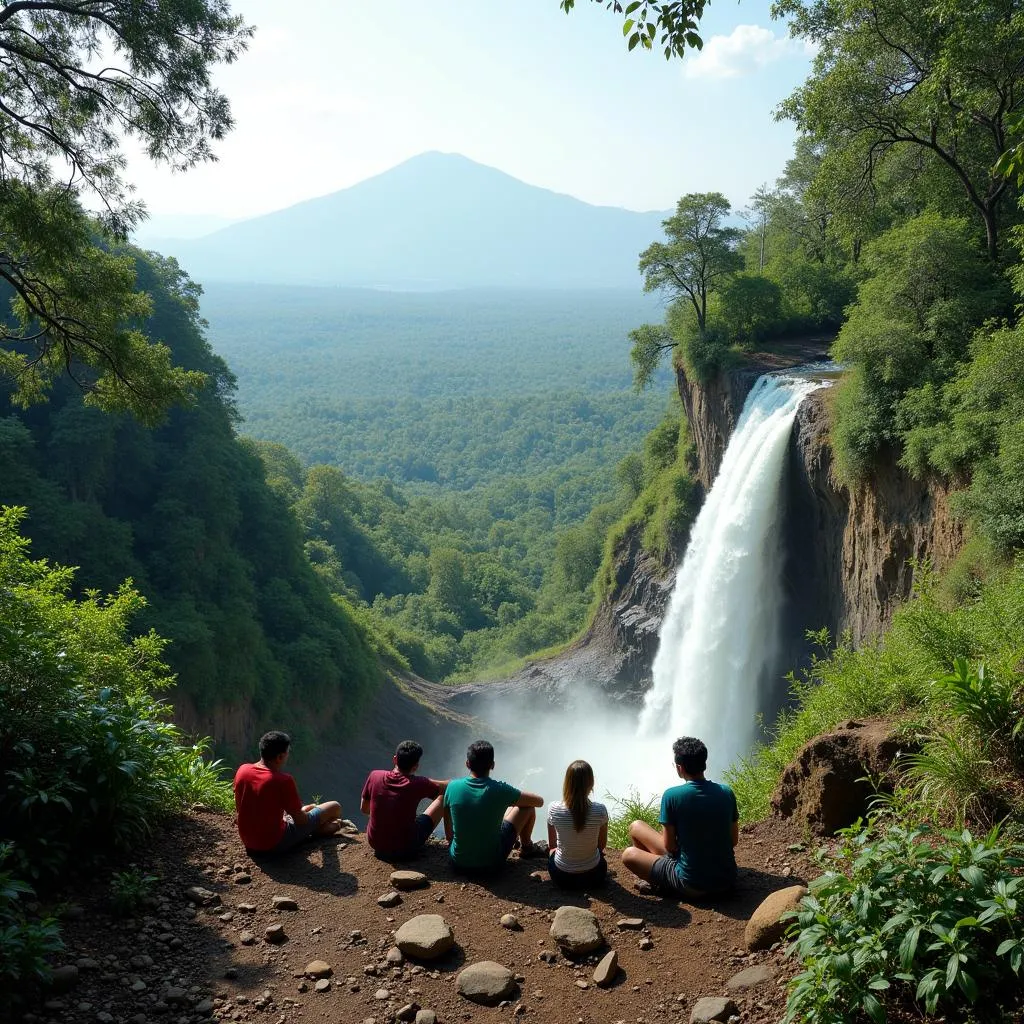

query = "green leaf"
[
  {"left": 997, "top": 938, "right": 1017, "bottom": 956},
  {"left": 623, "top": 18, "right": 634, "bottom": 36},
  {"left": 862, "top": 992, "right": 886, "bottom": 1024},
  {"left": 945, "top": 952, "right": 960, "bottom": 989},
  {"left": 868, "top": 976, "right": 891, "bottom": 990},
  {"left": 628, "top": 31, "right": 640, "bottom": 50}
]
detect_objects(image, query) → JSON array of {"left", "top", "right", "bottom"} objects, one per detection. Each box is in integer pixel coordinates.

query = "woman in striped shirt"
[{"left": 546, "top": 760, "right": 608, "bottom": 889}]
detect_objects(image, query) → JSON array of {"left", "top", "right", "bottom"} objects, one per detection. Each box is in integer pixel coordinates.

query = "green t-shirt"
[
  {"left": 659, "top": 779, "right": 738, "bottom": 892},
  {"left": 444, "top": 775, "right": 521, "bottom": 869}
]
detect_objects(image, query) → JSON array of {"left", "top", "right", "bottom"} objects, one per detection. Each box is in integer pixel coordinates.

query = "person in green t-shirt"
[
  {"left": 621, "top": 736, "right": 738, "bottom": 898},
  {"left": 443, "top": 739, "right": 545, "bottom": 872}
]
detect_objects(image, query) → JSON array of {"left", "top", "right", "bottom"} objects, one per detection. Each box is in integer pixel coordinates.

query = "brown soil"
[{"left": 23, "top": 811, "right": 821, "bottom": 1024}]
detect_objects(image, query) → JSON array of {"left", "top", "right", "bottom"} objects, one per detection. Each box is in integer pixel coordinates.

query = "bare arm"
[
  {"left": 597, "top": 821, "right": 608, "bottom": 852},
  {"left": 359, "top": 798, "right": 370, "bottom": 815},
  {"left": 515, "top": 790, "right": 544, "bottom": 809},
  {"left": 547, "top": 822, "right": 557, "bottom": 849},
  {"left": 443, "top": 806, "right": 454, "bottom": 844},
  {"left": 662, "top": 823, "right": 679, "bottom": 856},
  {"left": 429, "top": 779, "right": 449, "bottom": 794}
]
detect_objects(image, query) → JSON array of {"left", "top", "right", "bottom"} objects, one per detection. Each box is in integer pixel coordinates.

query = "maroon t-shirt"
[
  {"left": 361, "top": 769, "right": 440, "bottom": 854},
  {"left": 233, "top": 762, "right": 302, "bottom": 851}
]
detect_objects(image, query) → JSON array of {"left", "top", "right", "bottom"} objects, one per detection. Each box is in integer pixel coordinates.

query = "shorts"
[
  {"left": 547, "top": 850, "right": 608, "bottom": 890},
  {"left": 264, "top": 807, "right": 322, "bottom": 855},
  {"left": 450, "top": 819, "right": 518, "bottom": 874},
  {"left": 648, "top": 854, "right": 711, "bottom": 899},
  {"left": 374, "top": 813, "right": 437, "bottom": 861}
]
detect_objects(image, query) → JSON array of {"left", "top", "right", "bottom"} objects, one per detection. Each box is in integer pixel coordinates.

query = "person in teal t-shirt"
[
  {"left": 443, "top": 739, "right": 545, "bottom": 872},
  {"left": 621, "top": 736, "right": 738, "bottom": 897}
]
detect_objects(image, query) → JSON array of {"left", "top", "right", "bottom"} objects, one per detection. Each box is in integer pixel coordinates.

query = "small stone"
[
  {"left": 185, "top": 887, "right": 219, "bottom": 907},
  {"left": 218, "top": 912, "right": 234, "bottom": 922},
  {"left": 593, "top": 950, "right": 619, "bottom": 988},
  {"left": 237, "top": 903, "right": 257, "bottom": 913},
  {"left": 690, "top": 996, "right": 739, "bottom": 1023},
  {"left": 639, "top": 936, "right": 654, "bottom": 951},
  {"left": 314, "top": 979, "right": 331, "bottom": 993},
  {"left": 396, "top": 1003, "right": 419, "bottom": 1021},
  {"left": 726, "top": 964, "right": 776, "bottom": 992},
  {"left": 164, "top": 987, "right": 189, "bottom": 1005},
  {"left": 232, "top": 873, "right": 251, "bottom": 885},
  {"left": 456, "top": 961, "right": 516, "bottom": 1005},
  {"left": 575, "top": 979, "right": 589, "bottom": 989},
  {"left": 617, "top": 918, "right": 645, "bottom": 930},
  {"left": 271, "top": 895, "right": 299, "bottom": 911},
  {"left": 529, "top": 871, "right": 545, "bottom": 881},
  {"left": 238, "top": 931, "right": 255, "bottom": 945},
  {"left": 305, "top": 960, "right": 332, "bottom": 979},
  {"left": 378, "top": 891, "right": 403, "bottom": 908},
  {"left": 49, "top": 965, "right": 79, "bottom": 990},
  {"left": 550, "top": 906, "right": 603, "bottom": 955},
  {"left": 264, "top": 923, "right": 287, "bottom": 944},
  {"left": 194, "top": 998, "right": 214, "bottom": 1014},
  {"left": 386, "top": 947, "right": 404, "bottom": 966},
  {"left": 394, "top": 915, "right": 455, "bottom": 960},
  {"left": 390, "top": 871, "right": 429, "bottom": 891},
  {"left": 500, "top": 914, "right": 520, "bottom": 930},
  {"left": 375, "top": 988, "right": 390, "bottom": 1000},
  {"left": 224, "top": 968, "right": 238, "bottom": 980},
  {"left": 131, "top": 980, "right": 147, "bottom": 992},
  {"left": 415, "top": 1011, "right": 436, "bottom": 1024}
]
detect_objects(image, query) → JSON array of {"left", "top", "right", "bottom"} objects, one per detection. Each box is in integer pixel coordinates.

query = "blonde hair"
[{"left": 562, "top": 760, "right": 595, "bottom": 832}]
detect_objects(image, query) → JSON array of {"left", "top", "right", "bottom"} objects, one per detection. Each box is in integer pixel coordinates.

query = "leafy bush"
[
  {"left": 606, "top": 789, "right": 660, "bottom": 850},
  {"left": 785, "top": 820, "right": 1024, "bottom": 1024},
  {"left": 109, "top": 868, "right": 158, "bottom": 916}
]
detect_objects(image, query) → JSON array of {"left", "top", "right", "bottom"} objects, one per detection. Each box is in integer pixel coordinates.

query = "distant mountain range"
[{"left": 159, "top": 152, "right": 668, "bottom": 290}]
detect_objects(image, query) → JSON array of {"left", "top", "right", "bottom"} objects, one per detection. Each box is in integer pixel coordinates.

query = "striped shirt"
[{"left": 547, "top": 800, "right": 608, "bottom": 873}]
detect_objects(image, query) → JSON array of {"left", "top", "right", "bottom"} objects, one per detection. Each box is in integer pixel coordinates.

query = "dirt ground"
[{"left": 21, "top": 809, "right": 821, "bottom": 1024}]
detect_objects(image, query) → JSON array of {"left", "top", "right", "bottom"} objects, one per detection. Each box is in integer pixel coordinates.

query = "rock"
[
  {"left": 456, "top": 961, "right": 516, "bottom": 1005},
  {"left": 500, "top": 913, "right": 520, "bottom": 930},
  {"left": 238, "top": 931, "right": 255, "bottom": 945},
  {"left": 397, "top": 1003, "right": 419, "bottom": 1021},
  {"left": 745, "top": 885, "right": 807, "bottom": 951},
  {"left": 264, "top": 923, "right": 288, "bottom": 944},
  {"left": 237, "top": 902, "right": 257, "bottom": 913},
  {"left": 232, "top": 872, "right": 251, "bottom": 885},
  {"left": 164, "top": 987, "right": 189, "bottom": 1005},
  {"left": 194, "top": 998, "right": 214, "bottom": 1014},
  {"left": 304, "top": 960, "right": 333, "bottom": 979},
  {"left": 639, "top": 936, "right": 654, "bottom": 951},
  {"left": 184, "top": 886, "right": 219, "bottom": 907},
  {"left": 415, "top": 1012, "right": 437, "bottom": 1024},
  {"left": 394, "top": 915, "right": 455, "bottom": 960},
  {"left": 617, "top": 918, "right": 644, "bottom": 930},
  {"left": 386, "top": 947, "right": 404, "bottom": 966},
  {"left": 549, "top": 906, "right": 603, "bottom": 955},
  {"left": 593, "top": 950, "right": 619, "bottom": 988},
  {"left": 529, "top": 871, "right": 546, "bottom": 881},
  {"left": 726, "top": 963, "right": 776, "bottom": 991},
  {"left": 390, "top": 870, "right": 429, "bottom": 891},
  {"left": 378, "top": 891, "right": 403, "bottom": 908},
  {"left": 690, "top": 996, "right": 739, "bottom": 1023},
  {"left": 771, "top": 719, "right": 911, "bottom": 834},
  {"left": 271, "top": 895, "right": 299, "bottom": 911},
  {"left": 49, "top": 965, "right": 79, "bottom": 990},
  {"left": 314, "top": 979, "right": 331, "bottom": 993}
]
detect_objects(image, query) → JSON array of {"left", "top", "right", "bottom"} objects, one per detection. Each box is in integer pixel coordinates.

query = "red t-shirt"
[
  {"left": 361, "top": 769, "right": 440, "bottom": 855},
  {"left": 233, "top": 762, "right": 303, "bottom": 851}
]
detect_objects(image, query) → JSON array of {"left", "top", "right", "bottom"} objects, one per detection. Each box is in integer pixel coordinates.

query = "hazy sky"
[{"left": 127, "top": 0, "right": 814, "bottom": 223}]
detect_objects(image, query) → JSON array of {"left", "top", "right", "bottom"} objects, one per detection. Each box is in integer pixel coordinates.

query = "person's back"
[
  {"left": 361, "top": 741, "right": 446, "bottom": 860},
  {"left": 546, "top": 760, "right": 608, "bottom": 889},
  {"left": 660, "top": 778, "right": 737, "bottom": 892}
]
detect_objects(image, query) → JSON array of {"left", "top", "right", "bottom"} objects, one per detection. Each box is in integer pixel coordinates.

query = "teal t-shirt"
[
  {"left": 444, "top": 775, "right": 521, "bottom": 869},
  {"left": 659, "top": 779, "right": 738, "bottom": 892}
]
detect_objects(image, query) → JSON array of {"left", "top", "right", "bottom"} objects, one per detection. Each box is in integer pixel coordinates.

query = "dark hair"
[
  {"left": 466, "top": 739, "right": 495, "bottom": 776},
  {"left": 260, "top": 730, "right": 291, "bottom": 762},
  {"left": 672, "top": 736, "right": 708, "bottom": 775},
  {"left": 562, "top": 760, "right": 594, "bottom": 832},
  {"left": 395, "top": 740, "right": 424, "bottom": 773}
]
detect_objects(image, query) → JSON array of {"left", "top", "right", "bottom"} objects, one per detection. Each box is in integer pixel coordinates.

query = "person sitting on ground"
[
  {"left": 621, "top": 736, "right": 738, "bottom": 898},
  {"left": 233, "top": 730, "right": 343, "bottom": 855},
  {"left": 546, "top": 759, "right": 609, "bottom": 889},
  {"left": 360, "top": 740, "right": 449, "bottom": 860},
  {"left": 443, "top": 739, "right": 544, "bottom": 873}
]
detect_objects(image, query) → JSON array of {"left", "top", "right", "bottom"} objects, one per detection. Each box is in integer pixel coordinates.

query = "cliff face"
[{"left": 790, "top": 392, "right": 965, "bottom": 642}]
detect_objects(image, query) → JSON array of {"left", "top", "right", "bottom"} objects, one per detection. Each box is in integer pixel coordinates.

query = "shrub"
[
  {"left": 109, "top": 868, "right": 158, "bottom": 916},
  {"left": 785, "top": 819, "right": 1024, "bottom": 1024},
  {"left": 606, "top": 789, "right": 660, "bottom": 850}
]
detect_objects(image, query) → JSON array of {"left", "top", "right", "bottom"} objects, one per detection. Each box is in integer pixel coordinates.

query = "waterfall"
[{"left": 637, "top": 372, "right": 825, "bottom": 776}]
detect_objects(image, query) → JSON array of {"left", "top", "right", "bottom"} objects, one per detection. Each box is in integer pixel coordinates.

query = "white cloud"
[{"left": 682, "top": 24, "right": 814, "bottom": 80}]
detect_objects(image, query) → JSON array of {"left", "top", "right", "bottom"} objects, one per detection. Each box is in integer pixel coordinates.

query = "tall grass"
[{"left": 605, "top": 789, "right": 660, "bottom": 849}]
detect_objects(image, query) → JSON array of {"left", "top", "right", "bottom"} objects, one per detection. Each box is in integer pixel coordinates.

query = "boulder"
[
  {"left": 771, "top": 719, "right": 910, "bottom": 834},
  {"left": 592, "top": 950, "right": 619, "bottom": 988},
  {"left": 726, "top": 963, "right": 776, "bottom": 991},
  {"left": 690, "top": 996, "right": 739, "bottom": 1023},
  {"left": 394, "top": 915, "right": 455, "bottom": 960},
  {"left": 390, "top": 870, "right": 428, "bottom": 891},
  {"left": 744, "top": 885, "right": 807, "bottom": 951},
  {"left": 550, "top": 906, "right": 603, "bottom": 955},
  {"left": 456, "top": 961, "right": 516, "bottom": 1005}
]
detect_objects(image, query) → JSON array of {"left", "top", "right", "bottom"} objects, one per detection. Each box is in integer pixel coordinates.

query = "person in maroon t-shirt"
[
  {"left": 360, "top": 740, "right": 449, "bottom": 860},
  {"left": 234, "top": 731, "right": 343, "bottom": 854}
]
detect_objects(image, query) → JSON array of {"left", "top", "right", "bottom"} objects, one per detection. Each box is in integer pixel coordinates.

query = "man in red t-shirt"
[
  {"left": 360, "top": 740, "right": 449, "bottom": 860},
  {"left": 234, "top": 731, "right": 342, "bottom": 854}
]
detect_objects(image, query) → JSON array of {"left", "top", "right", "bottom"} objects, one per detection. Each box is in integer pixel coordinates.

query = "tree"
[
  {"left": 559, "top": 0, "right": 710, "bottom": 59},
  {"left": 743, "top": 184, "right": 774, "bottom": 271},
  {"left": 0, "top": 0, "right": 251, "bottom": 421},
  {"left": 638, "top": 192, "right": 743, "bottom": 333},
  {"left": 774, "top": 0, "right": 1024, "bottom": 261}
]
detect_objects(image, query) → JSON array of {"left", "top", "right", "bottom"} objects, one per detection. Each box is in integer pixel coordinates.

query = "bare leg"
[
  {"left": 621, "top": 820, "right": 668, "bottom": 882},
  {"left": 424, "top": 795, "right": 445, "bottom": 827},
  {"left": 504, "top": 805, "right": 536, "bottom": 848},
  {"left": 313, "top": 800, "right": 342, "bottom": 836}
]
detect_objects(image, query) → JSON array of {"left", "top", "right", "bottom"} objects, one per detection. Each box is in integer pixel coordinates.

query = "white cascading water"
[{"left": 637, "top": 372, "right": 824, "bottom": 776}]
